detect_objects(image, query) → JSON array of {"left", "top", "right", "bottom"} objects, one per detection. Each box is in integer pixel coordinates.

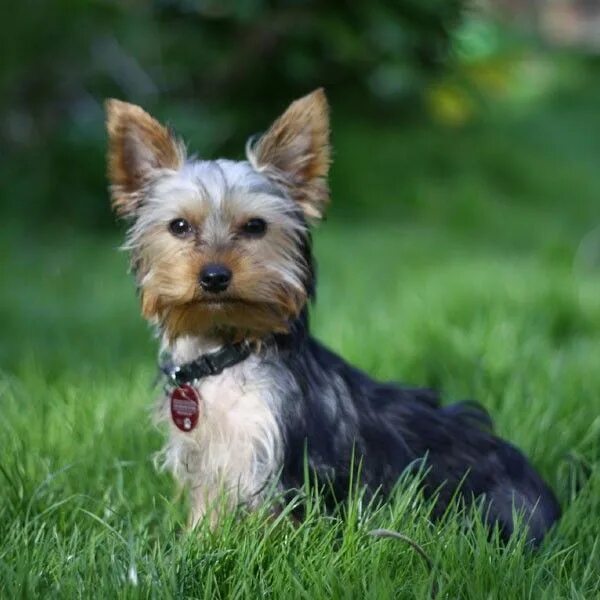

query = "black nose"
[{"left": 199, "top": 264, "right": 232, "bottom": 293}]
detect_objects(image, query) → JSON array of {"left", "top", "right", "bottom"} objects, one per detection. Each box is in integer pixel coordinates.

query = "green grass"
[{"left": 2, "top": 83, "right": 600, "bottom": 597}]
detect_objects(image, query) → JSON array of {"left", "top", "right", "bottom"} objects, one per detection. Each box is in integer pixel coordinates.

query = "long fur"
[{"left": 106, "top": 90, "right": 560, "bottom": 545}]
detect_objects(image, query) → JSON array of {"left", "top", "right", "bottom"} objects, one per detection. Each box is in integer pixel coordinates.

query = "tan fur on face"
[
  {"left": 140, "top": 239, "right": 307, "bottom": 340},
  {"left": 106, "top": 96, "right": 322, "bottom": 340},
  {"left": 105, "top": 100, "right": 185, "bottom": 217},
  {"left": 161, "top": 247, "right": 305, "bottom": 340},
  {"left": 161, "top": 300, "right": 299, "bottom": 342},
  {"left": 131, "top": 195, "right": 308, "bottom": 340},
  {"left": 136, "top": 226, "right": 201, "bottom": 321},
  {"left": 248, "top": 88, "right": 331, "bottom": 219}
]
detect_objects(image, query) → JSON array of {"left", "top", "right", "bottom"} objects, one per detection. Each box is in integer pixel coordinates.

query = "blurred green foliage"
[
  {"left": 0, "top": 0, "right": 463, "bottom": 229},
  {"left": 2, "top": 8, "right": 600, "bottom": 594}
]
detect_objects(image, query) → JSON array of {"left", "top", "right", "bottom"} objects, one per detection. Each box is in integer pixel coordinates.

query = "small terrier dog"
[{"left": 106, "top": 89, "right": 560, "bottom": 543}]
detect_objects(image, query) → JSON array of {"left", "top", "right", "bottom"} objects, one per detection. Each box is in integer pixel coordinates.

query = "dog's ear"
[
  {"left": 105, "top": 100, "right": 185, "bottom": 217},
  {"left": 248, "top": 88, "right": 331, "bottom": 220}
]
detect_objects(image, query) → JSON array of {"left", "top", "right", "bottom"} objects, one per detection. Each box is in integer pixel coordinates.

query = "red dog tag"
[{"left": 170, "top": 384, "right": 201, "bottom": 432}]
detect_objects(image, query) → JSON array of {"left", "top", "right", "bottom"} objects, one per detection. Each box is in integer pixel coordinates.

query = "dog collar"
[{"left": 161, "top": 342, "right": 251, "bottom": 385}]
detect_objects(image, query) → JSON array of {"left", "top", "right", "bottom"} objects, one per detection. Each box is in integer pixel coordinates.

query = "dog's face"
[{"left": 106, "top": 90, "right": 330, "bottom": 340}]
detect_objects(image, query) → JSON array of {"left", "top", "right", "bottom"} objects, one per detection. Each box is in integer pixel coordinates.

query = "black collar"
[{"left": 161, "top": 342, "right": 251, "bottom": 386}]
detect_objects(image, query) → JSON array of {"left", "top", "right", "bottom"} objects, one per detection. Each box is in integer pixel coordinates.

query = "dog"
[{"left": 105, "top": 89, "right": 560, "bottom": 543}]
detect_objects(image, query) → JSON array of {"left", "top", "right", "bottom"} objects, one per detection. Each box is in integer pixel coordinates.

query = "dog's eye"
[
  {"left": 169, "top": 218, "right": 192, "bottom": 237},
  {"left": 241, "top": 218, "right": 267, "bottom": 237}
]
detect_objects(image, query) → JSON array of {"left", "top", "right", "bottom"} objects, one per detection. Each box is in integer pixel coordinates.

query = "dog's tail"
[
  {"left": 423, "top": 398, "right": 560, "bottom": 546},
  {"left": 483, "top": 441, "right": 561, "bottom": 547}
]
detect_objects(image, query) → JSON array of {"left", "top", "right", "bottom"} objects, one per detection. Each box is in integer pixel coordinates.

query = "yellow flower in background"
[
  {"left": 467, "top": 58, "right": 514, "bottom": 96},
  {"left": 426, "top": 82, "right": 474, "bottom": 127}
]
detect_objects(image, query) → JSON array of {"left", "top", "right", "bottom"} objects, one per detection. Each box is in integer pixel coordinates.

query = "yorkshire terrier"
[{"left": 105, "top": 89, "right": 560, "bottom": 544}]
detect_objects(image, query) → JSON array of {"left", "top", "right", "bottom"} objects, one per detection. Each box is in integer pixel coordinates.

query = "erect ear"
[
  {"left": 248, "top": 88, "right": 331, "bottom": 220},
  {"left": 105, "top": 99, "right": 185, "bottom": 217}
]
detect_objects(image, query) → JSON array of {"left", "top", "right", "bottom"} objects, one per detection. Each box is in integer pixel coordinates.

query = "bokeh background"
[
  {"left": 2, "top": 0, "right": 599, "bottom": 227},
  {"left": 3, "top": 0, "right": 600, "bottom": 372},
  {"left": 2, "top": 2, "right": 600, "bottom": 595},
  {"left": 2, "top": 0, "right": 600, "bottom": 379}
]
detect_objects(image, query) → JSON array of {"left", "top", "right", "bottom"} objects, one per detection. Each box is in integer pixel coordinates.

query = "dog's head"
[{"left": 105, "top": 90, "right": 330, "bottom": 340}]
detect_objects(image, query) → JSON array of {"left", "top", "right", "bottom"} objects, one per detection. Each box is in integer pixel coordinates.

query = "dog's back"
[{"left": 277, "top": 336, "right": 560, "bottom": 546}]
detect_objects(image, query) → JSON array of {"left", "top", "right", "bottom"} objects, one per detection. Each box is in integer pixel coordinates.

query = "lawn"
[{"left": 2, "top": 82, "right": 600, "bottom": 598}]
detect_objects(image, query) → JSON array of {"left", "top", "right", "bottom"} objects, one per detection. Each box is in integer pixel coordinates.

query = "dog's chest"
[{"left": 158, "top": 356, "right": 283, "bottom": 503}]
